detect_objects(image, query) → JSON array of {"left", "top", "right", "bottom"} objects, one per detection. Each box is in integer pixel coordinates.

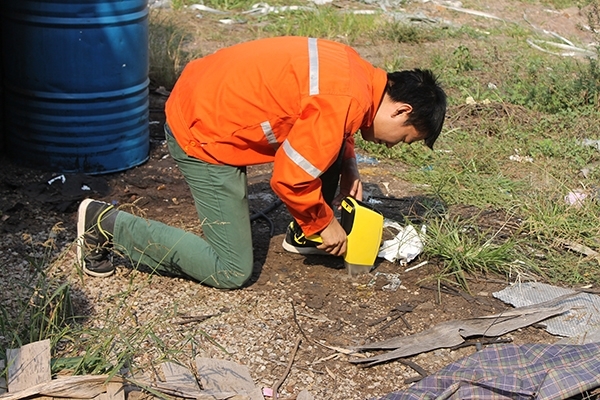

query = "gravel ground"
[
  {"left": 0, "top": 147, "right": 557, "bottom": 399},
  {"left": 2, "top": 1, "right": 594, "bottom": 397}
]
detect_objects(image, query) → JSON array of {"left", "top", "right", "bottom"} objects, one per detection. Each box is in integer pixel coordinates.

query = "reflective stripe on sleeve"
[
  {"left": 282, "top": 139, "right": 321, "bottom": 179},
  {"left": 308, "top": 38, "right": 319, "bottom": 96},
  {"left": 260, "top": 120, "right": 279, "bottom": 148}
]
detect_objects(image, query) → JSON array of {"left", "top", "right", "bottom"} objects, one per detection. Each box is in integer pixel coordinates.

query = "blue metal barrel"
[
  {"left": 0, "top": 0, "right": 149, "bottom": 174},
  {"left": 0, "top": 64, "right": 3, "bottom": 156},
  {"left": 0, "top": 19, "right": 3, "bottom": 155}
]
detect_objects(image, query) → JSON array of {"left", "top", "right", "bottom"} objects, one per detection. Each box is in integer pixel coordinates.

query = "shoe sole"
[
  {"left": 77, "top": 199, "right": 115, "bottom": 278},
  {"left": 281, "top": 238, "right": 333, "bottom": 256}
]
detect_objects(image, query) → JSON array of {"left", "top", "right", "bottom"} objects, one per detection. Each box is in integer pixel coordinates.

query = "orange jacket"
[{"left": 166, "top": 36, "right": 387, "bottom": 236}]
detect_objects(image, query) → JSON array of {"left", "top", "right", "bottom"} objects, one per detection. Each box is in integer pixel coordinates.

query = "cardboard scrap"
[
  {"left": 145, "top": 380, "right": 245, "bottom": 400},
  {"left": 6, "top": 339, "right": 51, "bottom": 393},
  {"left": 131, "top": 362, "right": 248, "bottom": 400},
  {"left": 296, "top": 389, "right": 315, "bottom": 400},
  {"left": 350, "top": 295, "right": 573, "bottom": 366},
  {"left": 196, "top": 357, "right": 264, "bottom": 400},
  {"left": 161, "top": 362, "right": 200, "bottom": 390}
]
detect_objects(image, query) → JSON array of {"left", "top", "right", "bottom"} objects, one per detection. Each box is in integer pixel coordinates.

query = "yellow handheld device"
[
  {"left": 307, "top": 197, "right": 384, "bottom": 275},
  {"left": 340, "top": 197, "right": 384, "bottom": 275}
]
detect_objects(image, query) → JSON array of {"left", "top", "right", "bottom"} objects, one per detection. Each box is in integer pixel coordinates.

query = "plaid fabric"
[{"left": 377, "top": 343, "right": 600, "bottom": 400}]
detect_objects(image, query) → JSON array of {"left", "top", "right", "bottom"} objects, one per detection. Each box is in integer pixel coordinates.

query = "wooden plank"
[
  {"left": 0, "top": 360, "right": 6, "bottom": 394},
  {"left": 6, "top": 339, "right": 51, "bottom": 392},
  {"left": 195, "top": 357, "right": 264, "bottom": 400},
  {"left": 93, "top": 381, "right": 125, "bottom": 400},
  {"left": 0, "top": 375, "right": 121, "bottom": 400}
]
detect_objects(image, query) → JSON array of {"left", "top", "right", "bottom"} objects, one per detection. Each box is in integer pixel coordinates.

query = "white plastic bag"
[{"left": 378, "top": 220, "right": 426, "bottom": 265}]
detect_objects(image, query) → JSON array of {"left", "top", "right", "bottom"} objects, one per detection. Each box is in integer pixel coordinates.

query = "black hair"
[{"left": 385, "top": 69, "right": 447, "bottom": 149}]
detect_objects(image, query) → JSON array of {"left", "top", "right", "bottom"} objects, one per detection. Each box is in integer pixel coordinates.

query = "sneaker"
[
  {"left": 77, "top": 199, "right": 118, "bottom": 277},
  {"left": 282, "top": 221, "right": 331, "bottom": 256}
]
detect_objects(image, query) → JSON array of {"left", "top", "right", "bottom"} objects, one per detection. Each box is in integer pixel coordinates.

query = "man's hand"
[
  {"left": 316, "top": 217, "right": 347, "bottom": 256},
  {"left": 333, "top": 157, "right": 363, "bottom": 208}
]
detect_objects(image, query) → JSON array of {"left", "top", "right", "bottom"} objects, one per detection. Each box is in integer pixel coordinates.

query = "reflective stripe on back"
[
  {"left": 282, "top": 139, "right": 321, "bottom": 178},
  {"left": 308, "top": 38, "right": 319, "bottom": 96}
]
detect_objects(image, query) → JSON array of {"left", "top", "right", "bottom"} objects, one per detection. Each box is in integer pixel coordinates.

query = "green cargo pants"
[
  {"left": 112, "top": 124, "right": 253, "bottom": 289},
  {"left": 112, "top": 124, "right": 342, "bottom": 289}
]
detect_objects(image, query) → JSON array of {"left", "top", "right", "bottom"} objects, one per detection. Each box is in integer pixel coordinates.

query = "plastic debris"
[
  {"left": 350, "top": 9, "right": 378, "bottom": 14},
  {"left": 508, "top": 149, "right": 533, "bottom": 163},
  {"left": 493, "top": 282, "right": 600, "bottom": 339},
  {"left": 404, "top": 260, "right": 428, "bottom": 273},
  {"left": 362, "top": 0, "right": 406, "bottom": 6},
  {"left": 219, "top": 18, "right": 246, "bottom": 24},
  {"left": 581, "top": 139, "right": 600, "bottom": 151},
  {"left": 378, "top": 220, "right": 425, "bottom": 265},
  {"left": 509, "top": 154, "right": 533, "bottom": 163},
  {"left": 558, "top": 238, "right": 600, "bottom": 259},
  {"left": 242, "top": 3, "right": 315, "bottom": 15},
  {"left": 526, "top": 38, "right": 597, "bottom": 58},
  {"left": 379, "top": 272, "right": 402, "bottom": 291},
  {"left": 188, "top": 4, "right": 227, "bottom": 13},
  {"left": 366, "top": 197, "right": 382, "bottom": 205},
  {"left": 465, "top": 97, "right": 492, "bottom": 105},
  {"left": 368, "top": 272, "right": 402, "bottom": 291},
  {"left": 435, "top": 3, "right": 504, "bottom": 21},
  {"left": 155, "top": 86, "right": 171, "bottom": 96},
  {"left": 389, "top": 10, "right": 442, "bottom": 24},
  {"left": 47, "top": 175, "right": 66, "bottom": 185},
  {"left": 149, "top": 0, "right": 170, "bottom": 8},
  {"left": 564, "top": 189, "right": 589, "bottom": 208},
  {"left": 428, "top": 0, "right": 463, "bottom": 7},
  {"left": 356, "top": 154, "right": 378, "bottom": 165}
]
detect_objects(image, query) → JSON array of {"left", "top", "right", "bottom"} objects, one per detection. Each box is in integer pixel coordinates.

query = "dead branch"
[{"left": 272, "top": 337, "right": 302, "bottom": 400}]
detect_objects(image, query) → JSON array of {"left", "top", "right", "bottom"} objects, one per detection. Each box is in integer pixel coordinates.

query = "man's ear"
[{"left": 393, "top": 102, "right": 413, "bottom": 117}]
